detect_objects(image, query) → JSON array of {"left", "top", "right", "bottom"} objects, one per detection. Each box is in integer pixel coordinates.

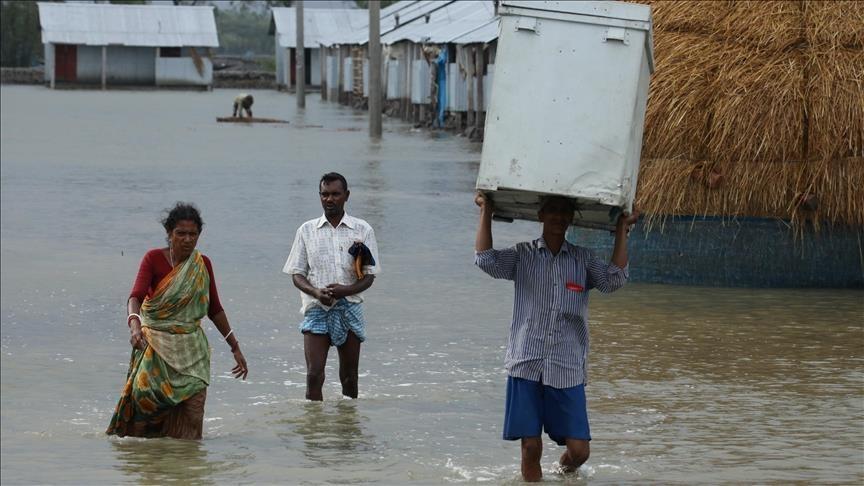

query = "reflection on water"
[
  {"left": 110, "top": 437, "right": 221, "bottom": 485},
  {"left": 276, "top": 400, "right": 375, "bottom": 466}
]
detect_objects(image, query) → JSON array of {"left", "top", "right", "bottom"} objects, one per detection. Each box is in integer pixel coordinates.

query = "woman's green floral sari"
[{"left": 107, "top": 250, "right": 211, "bottom": 437}]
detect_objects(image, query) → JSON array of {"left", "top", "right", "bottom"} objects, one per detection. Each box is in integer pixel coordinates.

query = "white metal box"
[{"left": 476, "top": 0, "right": 654, "bottom": 230}]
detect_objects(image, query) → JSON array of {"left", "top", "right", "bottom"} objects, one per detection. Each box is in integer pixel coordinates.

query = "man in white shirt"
[{"left": 283, "top": 172, "right": 380, "bottom": 400}]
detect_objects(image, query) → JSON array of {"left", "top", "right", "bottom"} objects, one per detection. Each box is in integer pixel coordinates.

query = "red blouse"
[{"left": 129, "top": 248, "right": 224, "bottom": 319}]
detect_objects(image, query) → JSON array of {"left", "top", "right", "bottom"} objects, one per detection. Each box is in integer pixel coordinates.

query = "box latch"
[
  {"left": 514, "top": 17, "right": 540, "bottom": 34},
  {"left": 603, "top": 27, "right": 630, "bottom": 45}
]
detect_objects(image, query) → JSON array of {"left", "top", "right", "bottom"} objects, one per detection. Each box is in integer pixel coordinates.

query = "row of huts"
[
  {"left": 271, "top": 0, "right": 500, "bottom": 134},
  {"left": 35, "top": 0, "right": 498, "bottom": 132}
]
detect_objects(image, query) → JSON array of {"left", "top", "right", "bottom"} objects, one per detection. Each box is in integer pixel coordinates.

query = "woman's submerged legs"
[{"left": 163, "top": 388, "right": 207, "bottom": 440}]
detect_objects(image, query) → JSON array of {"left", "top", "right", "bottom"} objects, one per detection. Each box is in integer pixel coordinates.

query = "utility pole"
[
  {"left": 368, "top": 0, "right": 382, "bottom": 138},
  {"left": 296, "top": 0, "right": 305, "bottom": 109}
]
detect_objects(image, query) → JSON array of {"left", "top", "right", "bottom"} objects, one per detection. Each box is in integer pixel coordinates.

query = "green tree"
[
  {"left": 214, "top": 8, "right": 274, "bottom": 55},
  {"left": 0, "top": 0, "right": 42, "bottom": 67}
]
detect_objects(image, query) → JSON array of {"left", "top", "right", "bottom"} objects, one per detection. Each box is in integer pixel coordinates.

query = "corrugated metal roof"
[
  {"left": 382, "top": 1, "right": 420, "bottom": 18},
  {"left": 345, "top": 1, "right": 454, "bottom": 45},
  {"left": 381, "top": 0, "right": 453, "bottom": 34},
  {"left": 270, "top": 8, "right": 368, "bottom": 48},
  {"left": 37, "top": 2, "right": 219, "bottom": 47},
  {"left": 449, "top": 18, "right": 500, "bottom": 44},
  {"left": 381, "top": 1, "right": 496, "bottom": 44}
]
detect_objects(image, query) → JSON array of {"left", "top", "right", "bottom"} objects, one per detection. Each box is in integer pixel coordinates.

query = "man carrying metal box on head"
[
  {"left": 474, "top": 0, "right": 653, "bottom": 477},
  {"left": 474, "top": 192, "right": 637, "bottom": 481}
]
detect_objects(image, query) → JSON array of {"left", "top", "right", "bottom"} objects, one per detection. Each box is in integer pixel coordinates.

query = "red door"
[{"left": 55, "top": 44, "right": 77, "bottom": 82}]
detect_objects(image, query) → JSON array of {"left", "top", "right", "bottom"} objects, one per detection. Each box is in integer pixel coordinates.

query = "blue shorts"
[
  {"left": 299, "top": 299, "right": 366, "bottom": 347},
  {"left": 503, "top": 376, "right": 591, "bottom": 445}
]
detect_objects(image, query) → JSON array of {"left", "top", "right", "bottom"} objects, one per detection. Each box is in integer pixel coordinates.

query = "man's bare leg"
[
  {"left": 337, "top": 331, "right": 361, "bottom": 398},
  {"left": 521, "top": 437, "right": 543, "bottom": 482},
  {"left": 559, "top": 438, "right": 590, "bottom": 473},
  {"left": 304, "top": 332, "right": 331, "bottom": 401}
]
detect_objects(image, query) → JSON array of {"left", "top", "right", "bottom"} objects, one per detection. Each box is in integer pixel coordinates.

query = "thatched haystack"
[
  {"left": 631, "top": 0, "right": 864, "bottom": 229},
  {"left": 803, "top": 0, "right": 864, "bottom": 48}
]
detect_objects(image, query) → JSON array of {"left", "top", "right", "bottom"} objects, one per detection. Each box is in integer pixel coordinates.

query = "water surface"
[{"left": 2, "top": 86, "right": 862, "bottom": 484}]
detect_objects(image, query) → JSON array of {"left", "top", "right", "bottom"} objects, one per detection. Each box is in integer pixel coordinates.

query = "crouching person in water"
[
  {"left": 233, "top": 93, "right": 254, "bottom": 118},
  {"left": 473, "top": 192, "right": 637, "bottom": 481}
]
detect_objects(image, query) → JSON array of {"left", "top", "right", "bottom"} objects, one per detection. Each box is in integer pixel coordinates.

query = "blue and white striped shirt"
[{"left": 475, "top": 238, "right": 628, "bottom": 389}]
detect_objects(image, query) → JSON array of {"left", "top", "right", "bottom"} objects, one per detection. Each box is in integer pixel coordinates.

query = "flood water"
[{"left": 1, "top": 85, "right": 862, "bottom": 484}]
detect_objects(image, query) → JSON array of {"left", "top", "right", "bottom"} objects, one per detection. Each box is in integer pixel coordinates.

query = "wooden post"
[
  {"left": 283, "top": 47, "right": 290, "bottom": 91},
  {"left": 321, "top": 46, "right": 327, "bottom": 101},
  {"left": 49, "top": 43, "right": 55, "bottom": 89},
  {"left": 405, "top": 47, "right": 412, "bottom": 121},
  {"left": 475, "top": 44, "right": 485, "bottom": 137},
  {"left": 369, "top": 1, "right": 382, "bottom": 138},
  {"left": 337, "top": 46, "right": 344, "bottom": 104},
  {"left": 101, "top": 45, "right": 107, "bottom": 90},
  {"left": 296, "top": 0, "right": 305, "bottom": 108},
  {"left": 466, "top": 46, "right": 475, "bottom": 130}
]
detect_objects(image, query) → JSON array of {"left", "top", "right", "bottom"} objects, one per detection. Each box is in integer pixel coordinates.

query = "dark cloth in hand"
[{"left": 348, "top": 242, "right": 376, "bottom": 278}]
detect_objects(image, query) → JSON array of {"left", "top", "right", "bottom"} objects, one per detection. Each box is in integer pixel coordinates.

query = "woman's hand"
[
  {"left": 231, "top": 346, "right": 248, "bottom": 380},
  {"left": 129, "top": 321, "right": 147, "bottom": 350}
]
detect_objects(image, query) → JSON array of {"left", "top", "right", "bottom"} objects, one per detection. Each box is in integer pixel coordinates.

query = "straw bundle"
[
  {"left": 635, "top": 158, "right": 812, "bottom": 224},
  {"left": 804, "top": 157, "right": 864, "bottom": 228},
  {"left": 626, "top": 0, "right": 864, "bottom": 229},
  {"left": 803, "top": 0, "right": 864, "bottom": 48},
  {"left": 717, "top": 1, "right": 803, "bottom": 51},
  {"left": 806, "top": 47, "right": 864, "bottom": 160},
  {"left": 707, "top": 44, "right": 805, "bottom": 163},
  {"left": 633, "top": 1, "right": 731, "bottom": 35},
  {"left": 636, "top": 1, "right": 802, "bottom": 50},
  {"left": 642, "top": 32, "right": 719, "bottom": 160}
]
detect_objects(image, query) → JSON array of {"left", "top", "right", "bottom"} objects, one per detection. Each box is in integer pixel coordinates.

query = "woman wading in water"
[{"left": 107, "top": 202, "right": 248, "bottom": 439}]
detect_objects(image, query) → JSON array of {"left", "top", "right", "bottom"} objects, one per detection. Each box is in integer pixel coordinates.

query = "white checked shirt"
[
  {"left": 475, "top": 238, "right": 628, "bottom": 388},
  {"left": 283, "top": 213, "right": 381, "bottom": 314}
]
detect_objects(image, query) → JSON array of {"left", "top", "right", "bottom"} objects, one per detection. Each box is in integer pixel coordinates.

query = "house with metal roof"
[
  {"left": 37, "top": 2, "right": 219, "bottom": 89},
  {"left": 269, "top": 7, "right": 366, "bottom": 90},
  {"left": 377, "top": 1, "right": 497, "bottom": 121},
  {"left": 325, "top": 0, "right": 498, "bottom": 133},
  {"left": 320, "top": 1, "right": 453, "bottom": 103}
]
